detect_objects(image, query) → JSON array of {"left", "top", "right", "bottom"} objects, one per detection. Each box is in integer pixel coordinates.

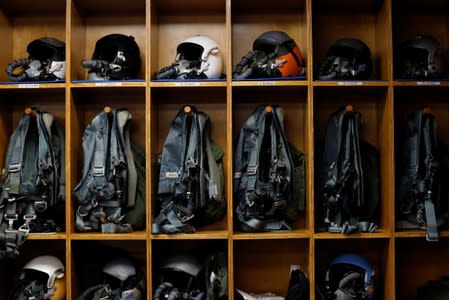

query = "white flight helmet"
[
  {"left": 102, "top": 257, "right": 145, "bottom": 300},
  {"left": 158, "top": 35, "right": 223, "bottom": 80},
  {"left": 14, "top": 255, "right": 66, "bottom": 300}
]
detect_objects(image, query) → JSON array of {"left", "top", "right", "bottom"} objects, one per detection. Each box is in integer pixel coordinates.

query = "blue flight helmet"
[{"left": 325, "top": 253, "right": 375, "bottom": 300}]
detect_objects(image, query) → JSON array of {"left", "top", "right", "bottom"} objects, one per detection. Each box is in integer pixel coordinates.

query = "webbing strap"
[
  {"left": 8, "top": 115, "right": 29, "bottom": 195},
  {"left": 245, "top": 108, "right": 266, "bottom": 191}
]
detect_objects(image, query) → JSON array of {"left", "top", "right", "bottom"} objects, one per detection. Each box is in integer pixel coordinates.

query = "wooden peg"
[
  {"left": 103, "top": 106, "right": 112, "bottom": 114},
  {"left": 423, "top": 106, "right": 431, "bottom": 114},
  {"left": 184, "top": 105, "right": 192, "bottom": 114},
  {"left": 265, "top": 105, "right": 273, "bottom": 113},
  {"left": 24, "top": 107, "right": 35, "bottom": 116},
  {"left": 345, "top": 104, "right": 353, "bottom": 112}
]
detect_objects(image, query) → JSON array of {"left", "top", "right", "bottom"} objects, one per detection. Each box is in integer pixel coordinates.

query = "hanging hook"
[
  {"left": 265, "top": 105, "right": 273, "bottom": 113},
  {"left": 423, "top": 106, "right": 431, "bottom": 115},
  {"left": 24, "top": 107, "right": 36, "bottom": 117},
  {"left": 345, "top": 104, "right": 353, "bottom": 113},
  {"left": 184, "top": 105, "right": 192, "bottom": 115},
  {"left": 103, "top": 106, "right": 112, "bottom": 114}
]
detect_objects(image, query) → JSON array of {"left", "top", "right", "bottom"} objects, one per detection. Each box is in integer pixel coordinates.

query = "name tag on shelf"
[
  {"left": 417, "top": 81, "right": 441, "bottom": 86},
  {"left": 174, "top": 82, "right": 201, "bottom": 86},
  {"left": 337, "top": 81, "right": 363, "bottom": 86},
  {"left": 95, "top": 82, "right": 123, "bottom": 87},
  {"left": 19, "top": 83, "right": 40, "bottom": 89},
  {"left": 256, "top": 81, "right": 276, "bottom": 86}
]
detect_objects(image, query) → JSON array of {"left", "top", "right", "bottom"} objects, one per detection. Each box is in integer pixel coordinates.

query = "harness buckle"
[
  {"left": 18, "top": 223, "right": 30, "bottom": 235},
  {"left": 34, "top": 200, "right": 48, "bottom": 212},
  {"left": 8, "top": 163, "right": 21, "bottom": 173},
  {"left": 5, "top": 213, "right": 18, "bottom": 221},
  {"left": 246, "top": 165, "right": 258, "bottom": 175},
  {"left": 93, "top": 166, "right": 105, "bottom": 177}
]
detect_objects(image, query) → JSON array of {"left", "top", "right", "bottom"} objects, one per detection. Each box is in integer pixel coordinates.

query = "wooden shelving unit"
[{"left": 0, "top": 0, "right": 448, "bottom": 299}]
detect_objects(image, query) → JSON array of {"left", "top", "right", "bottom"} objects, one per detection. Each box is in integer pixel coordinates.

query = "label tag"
[
  {"left": 417, "top": 81, "right": 441, "bottom": 86},
  {"left": 174, "top": 82, "right": 200, "bottom": 86},
  {"left": 257, "top": 81, "right": 276, "bottom": 86},
  {"left": 19, "top": 83, "right": 40, "bottom": 89},
  {"left": 165, "top": 172, "right": 178, "bottom": 179},
  {"left": 95, "top": 82, "right": 123, "bottom": 87},
  {"left": 337, "top": 81, "right": 363, "bottom": 86},
  {"left": 209, "top": 184, "right": 218, "bottom": 197},
  {"left": 233, "top": 172, "right": 242, "bottom": 179}
]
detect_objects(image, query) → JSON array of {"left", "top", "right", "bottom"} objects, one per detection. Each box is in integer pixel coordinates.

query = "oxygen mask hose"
[{"left": 6, "top": 58, "right": 33, "bottom": 81}]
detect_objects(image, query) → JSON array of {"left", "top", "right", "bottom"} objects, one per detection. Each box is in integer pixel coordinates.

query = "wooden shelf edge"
[
  {"left": 70, "top": 231, "right": 148, "bottom": 240},
  {"left": 231, "top": 80, "right": 308, "bottom": 87},
  {"left": 393, "top": 80, "right": 449, "bottom": 87},
  {"left": 70, "top": 81, "right": 146, "bottom": 88},
  {"left": 395, "top": 230, "right": 449, "bottom": 239},
  {"left": 232, "top": 230, "right": 310, "bottom": 240},
  {"left": 0, "top": 83, "right": 66, "bottom": 90},
  {"left": 27, "top": 233, "right": 67, "bottom": 240},
  {"left": 313, "top": 230, "right": 392, "bottom": 239},
  {"left": 151, "top": 230, "right": 229, "bottom": 240},
  {"left": 150, "top": 81, "right": 227, "bottom": 88},
  {"left": 312, "top": 81, "right": 389, "bottom": 87}
]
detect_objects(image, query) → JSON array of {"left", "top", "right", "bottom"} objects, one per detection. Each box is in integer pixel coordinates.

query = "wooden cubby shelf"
[{"left": 0, "top": 0, "right": 448, "bottom": 299}]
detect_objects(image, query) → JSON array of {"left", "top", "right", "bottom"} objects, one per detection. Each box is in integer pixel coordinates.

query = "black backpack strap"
[{"left": 422, "top": 113, "right": 439, "bottom": 241}]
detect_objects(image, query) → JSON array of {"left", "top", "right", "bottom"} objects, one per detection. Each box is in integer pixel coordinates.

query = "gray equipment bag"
[
  {"left": 234, "top": 105, "right": 306, "bottom": 232},
  {"left": 73, "top": 108, "right": 145, "bottom": 233},
  {"left": 152, "top": 105, "right": 226, "bottom": 234},
  {"left": 0, "top": 107, "right": 65, "bottom": 258}
]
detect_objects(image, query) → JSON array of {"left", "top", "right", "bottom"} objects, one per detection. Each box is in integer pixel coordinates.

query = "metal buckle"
[
  {"left": 34, "top": 200, "right": 48, "bottom": 212},
  {"left": 5, "top": 214, "right": 18, "bottom": 221},
  {"left": 8, "top": 163, "right": 21, "bottom": 173},
  {"left": 24, "top": 214, "right": 37, "bottom": 221},
  {"left": 18, "top": 223, "right": 30, "bottom": 235},
  {"left": 93, "top": 166, "right": 105, "bottom": 177},
  {"left": 246, "top": 165, "right": 258, "bottom": 175}
]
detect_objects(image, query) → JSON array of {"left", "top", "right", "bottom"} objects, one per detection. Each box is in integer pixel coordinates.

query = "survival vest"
[
  {"left": 73, "top": 107, "right": 146, "bottom": 233},
  {"left": 152, "top": 105, "right": 226, "bottom": 234},
  {"left": 396, "top": 109, "right": 448, "bottom": 241},
  {"left": 0, "top": 107, "right": 65, "bottom": 258},
  {"left": 234, "top": 105, "right": 306, "bottom": 232},
  {"left": 318, "top": 106, "right": 379, "bottom": 234}
]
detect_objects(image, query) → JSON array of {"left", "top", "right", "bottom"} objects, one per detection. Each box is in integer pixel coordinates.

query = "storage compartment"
[
  {"left": 0, "top": 239, "right": 66, "bottom": 299},
  {"left": 313, "top": 86, "right": 393, "bottom": 233},
  {"left": 71, "top": 240, "right": 147, "bottom": 299},
  {"left": 232, "top": 86, "right": 309, "bottom": 234},
  {"left": 234, "top": 239, "right": 309, "bottom": 296},
  {"left": 69, "top": 87, "right": 147, "bottom": 234},
  {"left": 312, "top": 0, "right": 390, "bottom": 81},
  {"left": 0, "top": 89, "right": 66, "bottom": 232},
  {"left": 150, "top": 87, "right": 228, "bottom": 234},
  {"left": 396, "top": 238, "right": 449, "bottom": 300},
  {"left": 231, "top": 0, "right": 308, "bottom": 81},
  {"left": 0, "top": 0, "right": 66, "bottom": 83},
  {"left": 70, "top": 0, "right": 146, "bottom": 81},
  {"left": 393, "top": 0, "right": 449, "bottom": 80},
  {"left": 394, "top": 87, "right": 449, "bottom": 235},
  {"left": 315, "top": 238, "right": 392, "bottom": 299},
  {"left": 152, "top": 239, "right": 228, "bottom": 298},
  {"left": 150, "top": 0, "right": 227, "bottom": 81}
]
